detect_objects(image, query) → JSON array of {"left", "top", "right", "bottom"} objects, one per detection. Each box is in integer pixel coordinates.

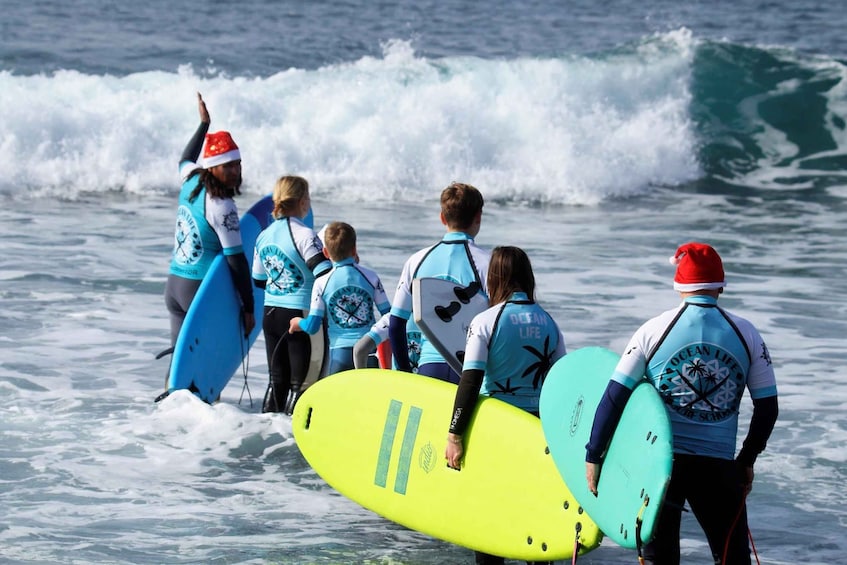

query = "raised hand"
[{"left": 197, "top": 92, "right": 210, "bottom": 124}]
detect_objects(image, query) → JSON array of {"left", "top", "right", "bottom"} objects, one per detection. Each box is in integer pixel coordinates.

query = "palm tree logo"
[
  {"left": 490, "top": 378, "right": 525, "bottom": 396},
  {"left": 522, "top": 335, "right": 556, "bottom": 390}
]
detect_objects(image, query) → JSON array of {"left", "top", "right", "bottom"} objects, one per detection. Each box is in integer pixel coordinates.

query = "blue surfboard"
[
  {"left": 539, "top": 347, "right": 673, "bottom": 549},
  {"left": 165, "top": 194, "right": 274, "bottom": 403}
]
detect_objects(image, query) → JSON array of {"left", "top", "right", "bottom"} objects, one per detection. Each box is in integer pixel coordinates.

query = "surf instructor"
[
  {"left": 584, "top": 242, "right": 778, "bottom": 565},
  {"left": 164, "top": 93, "right": 255, "bottom": 347}
]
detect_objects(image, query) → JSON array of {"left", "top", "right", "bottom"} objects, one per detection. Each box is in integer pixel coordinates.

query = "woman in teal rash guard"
[
  {"left": 164, "top": 93, "right": 255, "bottom": 346},
  {"left": 445, "top": 246, "right": 564, "bottom": 565}
]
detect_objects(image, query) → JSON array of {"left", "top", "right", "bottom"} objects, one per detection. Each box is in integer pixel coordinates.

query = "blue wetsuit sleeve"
[
  {"left": 389, "top": 314, "right": 411, "bottom": 373},
  {"left": 736, "top": 395, "right": 778, "bottom": 466},
  {"left": 225, "top": 253, "right": 255, "bottom": 312},
  {"left": 298, "top": 314, "right": 322, "bottom": 335},
  {"left": 181, "top": 121, "right": 209, "bottom": 164},
  {"left": 585, "top": 380, "right": 633, "bottom": 463}
]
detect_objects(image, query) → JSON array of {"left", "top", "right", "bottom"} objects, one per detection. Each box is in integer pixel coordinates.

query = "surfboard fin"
[
  {"left": 452, "top": 281, "right": 481, "bottom": 304},
  {"left": 435, "top": 301, "right": 462, "bottom": 323},
  {"left": 154, "top": 390, "right": 170, "bottom": 403},
  {"left": 434, "top": 281, "right": 482, "bottom": 322}
]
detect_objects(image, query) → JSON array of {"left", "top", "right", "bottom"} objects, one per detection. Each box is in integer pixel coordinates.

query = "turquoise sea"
[{"left": 1, "top": 1, "right": 845, "bottom": 563}]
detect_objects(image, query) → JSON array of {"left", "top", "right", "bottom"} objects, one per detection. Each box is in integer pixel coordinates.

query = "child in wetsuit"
[{"left": 290, "top": 222, "right": 391, "bottom": 375}]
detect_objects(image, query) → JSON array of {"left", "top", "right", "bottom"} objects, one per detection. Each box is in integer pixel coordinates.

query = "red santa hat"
[
  {"left": 669, "top": 242, "right": 726, "bottom": 291},
  {"left": 203, "top": 131, "right": 241, "bottom": 168}
]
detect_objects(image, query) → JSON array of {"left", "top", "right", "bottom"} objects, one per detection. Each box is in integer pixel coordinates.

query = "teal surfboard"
[
  {"left": 539, "top": 347, "right": 673, "bottom": 549},
  {"left": 165, "top": 194, "right": 273, "bottom": 403}
]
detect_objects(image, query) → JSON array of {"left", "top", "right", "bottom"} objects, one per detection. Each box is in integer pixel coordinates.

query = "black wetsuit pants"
[
  {"left": 644, "top": 454, "right": 751, "bottom": 565},
  {"left": 262, "top": 306, "right": 311, "bottom": 414}
]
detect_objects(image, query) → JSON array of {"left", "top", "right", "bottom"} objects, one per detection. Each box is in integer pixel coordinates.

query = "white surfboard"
[{"left": 412, "top": 277, "right": 488, "bottom": 374}]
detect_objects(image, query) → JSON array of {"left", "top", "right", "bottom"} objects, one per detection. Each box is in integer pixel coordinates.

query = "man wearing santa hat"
[
  {"left": 164, "top": 93, "right": 255, "bottom": 347},
  {"left": 584, "top": 242, "right": 778, "bottom": 565}
]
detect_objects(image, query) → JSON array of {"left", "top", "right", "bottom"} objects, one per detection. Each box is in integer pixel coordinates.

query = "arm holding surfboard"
[
  {"left": 585, "top": 380, "right": 633, "bottom": 493},
  {"left": 444, "top": 367, "right": 483, "bottom": 468},
  {"left": 353, "top": 312, "right": 391, "bottom": 369}
]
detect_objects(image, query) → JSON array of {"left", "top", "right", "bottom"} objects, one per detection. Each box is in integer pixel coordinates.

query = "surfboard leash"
[
  {"left": 748, "top": 526, "right": 760, "bottom": 565},
  {"left": 571, "top": 521, "right": 582, "bottom": 564},
  {"left": 635, "top": 496, "right": 649, "bottom": 564},
  {"left": 237, "top": 317, "right": 253, "bottom": 408},
  {"left": 721, "top": 493, "right": 760, "bottom": 565}
]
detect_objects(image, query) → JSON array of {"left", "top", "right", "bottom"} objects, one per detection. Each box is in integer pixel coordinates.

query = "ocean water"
[{"left": 1, "top": 1, "right": 846, "bottom": 563}]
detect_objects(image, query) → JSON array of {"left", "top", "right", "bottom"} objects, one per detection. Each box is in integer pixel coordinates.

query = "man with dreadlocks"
[{"left": 164, "top": 92, "right": 255, "bottom": 347}]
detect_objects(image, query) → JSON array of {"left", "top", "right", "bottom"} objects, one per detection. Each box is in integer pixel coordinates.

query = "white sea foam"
[{"left": 0, "top": 38, "right": 699, "bottom": 204}]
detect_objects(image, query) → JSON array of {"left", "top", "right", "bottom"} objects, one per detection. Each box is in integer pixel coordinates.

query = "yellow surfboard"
[{"left": 292, "top": 369, "right": 602, "bottom": 560}]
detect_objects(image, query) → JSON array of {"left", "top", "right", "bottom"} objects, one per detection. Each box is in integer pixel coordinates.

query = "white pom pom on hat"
[{"left": 670, "top": 242, "right": 726, "bottom": 291}]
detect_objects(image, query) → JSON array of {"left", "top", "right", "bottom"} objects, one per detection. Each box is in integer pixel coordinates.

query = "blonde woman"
[{"left": 252, "top": 176, "right": 331, "bottom": 414}]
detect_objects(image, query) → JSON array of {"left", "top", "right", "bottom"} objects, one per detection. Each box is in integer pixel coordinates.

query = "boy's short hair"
[
  {"left": 440, "top": 182, "right": 484, "bottom": 230},
  {"left": 323, "top": 221, "right": 357, "bottom": 261}
]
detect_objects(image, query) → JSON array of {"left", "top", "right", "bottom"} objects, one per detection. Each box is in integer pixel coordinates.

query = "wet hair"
[
  {"left": 486, "top": 246, "right": 536, "bottom": 306},
  {"left": 187, "top": 167, "right": 242, "bottom": 202},
  {"left": 440, "top": 182, "right": 484, "bottom": 231},
  {"left": 272, "top": 175, "right": 309, "bottom": 219},
  {"left": 322, "top": 221, "right": 357, "bottom": 261}
]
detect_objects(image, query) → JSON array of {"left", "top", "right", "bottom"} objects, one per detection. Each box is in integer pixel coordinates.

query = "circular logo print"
[
  {"left": 173, "top": 205, "right": 202, "bottom": 265},
  {"left": 657, "top": 345, "right": 745, "bottom": 422},
  {"left": 328, "top": 286, "right": 374, "bottom": 329},
  {"left": 261, "top": 245, "right": 305, "bottom": 295}
]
